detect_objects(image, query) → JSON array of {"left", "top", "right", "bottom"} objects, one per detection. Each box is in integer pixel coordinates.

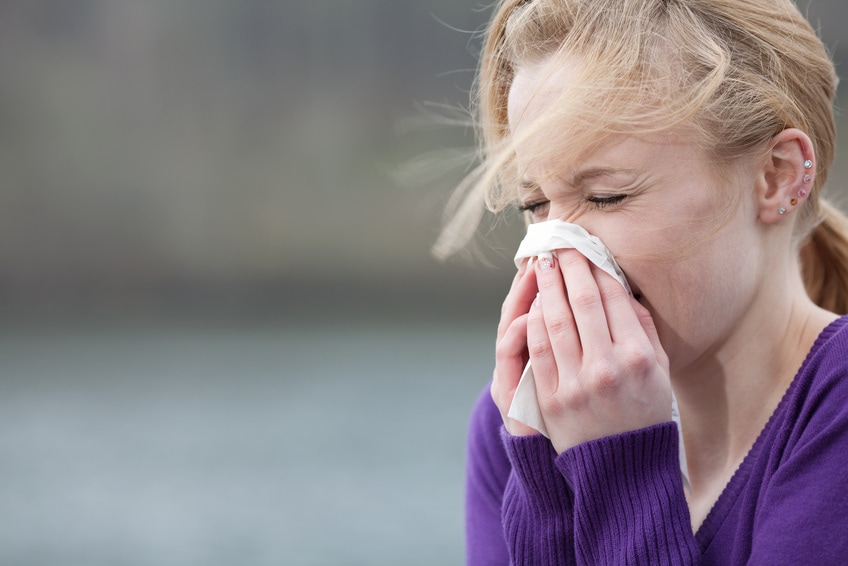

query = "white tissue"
[
  {"left": 507, "top": 219, "right": 689, "bottom": 488},
  {"left": 513, "top": 220, "right": 631, "bottom": 294}
]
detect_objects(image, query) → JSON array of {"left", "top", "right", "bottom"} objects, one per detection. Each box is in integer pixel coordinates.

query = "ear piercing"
[
  {"left": 780, "top": 158, "right": 814, "bottom": 215},
  {"left": 798, "top": 158, "right": 813, "bottom": 201},
  {"left": 801, "top": 160, "right": 813, "bottom": 194}
]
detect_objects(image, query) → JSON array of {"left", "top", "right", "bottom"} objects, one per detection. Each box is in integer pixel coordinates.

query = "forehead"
[
  {"left": 506, "top": 55, "right": 708, "bottom": 180},
  {"left": 507, "top": 56, "right": 580, "bottom": 135}
]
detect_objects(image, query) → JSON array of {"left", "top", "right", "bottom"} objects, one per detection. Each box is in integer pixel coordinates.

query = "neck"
[{"left": 671, "top": 294, "right": 835, "bottom": 494}]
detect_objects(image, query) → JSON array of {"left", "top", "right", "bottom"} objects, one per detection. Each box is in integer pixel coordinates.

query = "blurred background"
[{"left": 0, "top": 1, "right": 846, "bottom": 564}]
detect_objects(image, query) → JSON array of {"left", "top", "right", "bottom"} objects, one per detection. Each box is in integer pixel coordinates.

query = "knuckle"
[
  {"left": 494, "top": 340, "right": 515, "bottom": 362},
  {"left": 527, "top": 337, "right": 550, "bottom": 359},
  {"left": 536, "top": 272, "right": 560, "bottom": 291},
  {"left": 620, "top": 345, "right": 653, "bottom": 374},
  {"left": 603, "top": 285, "right": 629, "bottom": 307},
  {"left": 559, "top": 249, "right": 584, "bottom": 268},
  {"left": 494, "top": 341, "right": 507, "bottom": 362},
  {"left": 495, "top": 318, "right": 527, "bottom": 357},
  {"left": 571, "top": 288, "right": 601, "bottom": 310},
  {"left": 545, "top": 315, "right": 570, "bottom": 337},
  {"left": 588, "top": 362, "right": 621, "bottom": 396}
]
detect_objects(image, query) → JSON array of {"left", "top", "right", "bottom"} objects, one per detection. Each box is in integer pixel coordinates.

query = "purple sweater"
[{"left": 466, "top": 316, "right": 848, "bottom": 565}]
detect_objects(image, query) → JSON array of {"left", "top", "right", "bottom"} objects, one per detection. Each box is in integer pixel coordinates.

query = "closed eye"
[
  {"left": 517, "top": 199, "right": 550, "bottom": 218},
  {"left": 586, "top": 194, "right": 627, "bottom": 209}
]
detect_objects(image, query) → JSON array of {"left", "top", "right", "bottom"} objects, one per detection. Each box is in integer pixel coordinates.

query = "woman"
[{"left": 438, "top": 0, "right": 848, "bottom": 564}]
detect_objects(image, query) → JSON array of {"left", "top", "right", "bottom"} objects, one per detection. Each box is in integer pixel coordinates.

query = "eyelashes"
[
  {"left": 587, "top": 194, "right": 627, "bottom": 208},
  {"left": 516, "top": 200, "right": 549, "bottom": 215},
  {"left": 517, "top": 194, "right": 628, "bottom": 218}
]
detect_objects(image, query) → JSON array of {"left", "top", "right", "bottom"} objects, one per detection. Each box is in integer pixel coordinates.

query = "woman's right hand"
[{"left": 491, "top": 259, "right": 541, "bottom": 436}]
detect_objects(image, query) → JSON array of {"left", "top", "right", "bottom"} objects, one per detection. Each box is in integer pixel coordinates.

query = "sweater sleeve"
[
  {"left": 501, "top": 431, "right": 576, "bottom": 564},
  {"left": 556, "top": 422, "right": 699, "bottom": 565},
  {"left": 465, "top": 386, "right": 511, "bottom": 566},
  {"left": 467, "top": 396, "right": 698, "bottom": 566},
  {"left": 499, "top": 422, "right": 698, "bottom": 565}
]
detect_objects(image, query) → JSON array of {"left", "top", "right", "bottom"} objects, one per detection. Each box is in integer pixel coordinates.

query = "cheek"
[
  {"left": 622, "top": 227, "right": 758, "bottom": 363},
  {"left": 609, "top": 188, "right": 732, "bottom": 272}
]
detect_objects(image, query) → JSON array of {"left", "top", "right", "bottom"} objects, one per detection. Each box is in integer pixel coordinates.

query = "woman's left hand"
[{"left": 529, "top": 249, "right": 672, "bottom": 454}]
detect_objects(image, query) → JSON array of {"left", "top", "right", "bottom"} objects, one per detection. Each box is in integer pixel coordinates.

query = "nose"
[{"left": 548, "top": 205, "right": 590, "bottom": 230}]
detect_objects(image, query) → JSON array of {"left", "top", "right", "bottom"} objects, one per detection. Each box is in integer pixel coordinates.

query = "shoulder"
[
  {"left": 782, "top": 316, "right": 848, "bottom": 445},
  {"left": 794, "top": 315, "right": 848, "bottom": 396},
  {"left": 809, "top": 315, "right": 848, "bottom": 355}
]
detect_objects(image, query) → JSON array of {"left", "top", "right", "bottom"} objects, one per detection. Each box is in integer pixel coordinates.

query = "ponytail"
[{"left": 800, "top": 200, "right": 848, "bottom": 315}]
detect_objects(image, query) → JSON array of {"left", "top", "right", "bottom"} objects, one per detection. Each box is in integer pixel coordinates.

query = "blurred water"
[{"left": 0, "top": 316, "right": 495, "bottom": 565}]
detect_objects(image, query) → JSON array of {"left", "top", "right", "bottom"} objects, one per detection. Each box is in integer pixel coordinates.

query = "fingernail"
[
  {"left": 534, "top": 292, "right": 541, "bottom": 307},
  {"left": 538, "top": 253, "right": 556, "bottom": 270}
]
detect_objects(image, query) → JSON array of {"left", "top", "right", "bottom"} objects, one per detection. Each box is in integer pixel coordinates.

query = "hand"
[
  {"left": 528, "top": 249, "right": 672, "bottom": 454},
  {"left": 491, "top": 259, "right": 541, "bottom": 436}
]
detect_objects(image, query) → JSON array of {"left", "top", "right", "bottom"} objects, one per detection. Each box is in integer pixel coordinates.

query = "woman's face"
[{"left": 508, "top": 58, "right": 768, "bottom": 372}]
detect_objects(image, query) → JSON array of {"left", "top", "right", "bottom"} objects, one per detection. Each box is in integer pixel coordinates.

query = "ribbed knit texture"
[
  {"left": 465, "top": 316, "right": 848, "bottom": 565},
  {"left": 556, "top": 423, "right": 698, "bottom": 564},
  {"left": 502, "top": 430, "right": 575, "bottom": 563}
]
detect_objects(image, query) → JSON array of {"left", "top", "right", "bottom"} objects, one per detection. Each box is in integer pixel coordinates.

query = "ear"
[{"left": 757, "top": 128, "right": 815, "bottom": 224}]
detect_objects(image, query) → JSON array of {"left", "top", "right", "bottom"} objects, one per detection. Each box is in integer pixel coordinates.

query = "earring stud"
[
  {"left": 778, "top": 207, "right": 786, "bottom": 215},
  {"left": 804, "top": 160, "right": 813, "bottom": 169}
]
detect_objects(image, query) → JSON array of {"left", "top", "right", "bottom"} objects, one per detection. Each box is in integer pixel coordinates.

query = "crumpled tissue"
[{"left": 508, "top": 219, "right": 689, "bottom": 487}]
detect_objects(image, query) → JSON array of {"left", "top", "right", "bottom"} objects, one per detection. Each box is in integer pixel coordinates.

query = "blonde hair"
[{"left": 435, "top": 0, "right": 848, "bottom": 314}]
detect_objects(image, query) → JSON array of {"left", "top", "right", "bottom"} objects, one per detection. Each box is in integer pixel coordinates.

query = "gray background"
[{"left": 1, "top": 1, "right": 846, "bottom": 564}]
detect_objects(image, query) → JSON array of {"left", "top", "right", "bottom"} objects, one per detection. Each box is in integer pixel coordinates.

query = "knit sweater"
[{"left": 465, "top": 316, "right": 848, "bottom": 565}]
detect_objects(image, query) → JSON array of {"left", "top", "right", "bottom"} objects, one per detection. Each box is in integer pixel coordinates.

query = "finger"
[
  {"left": 557, "top": 250, "right": 612, "bottom": 355},
  {"left": 526, "top": 292, "right": 559, "bottom": 399},
  {"left": 495, "top": 313, "right": 531, "bottom": 382},
  {"left": 497, "top": 260, "right": 538, "bottom": 341},
  {"left": 528, "top": 255, "right": 583, "bottom": 398},
  {"left": 592, "top": 263, "right": 644, "bottom": 342},
  {"left": 535, "top": 252, "right": 581, "bottom": 360},
  {"left": 490, "top": 317, "right": 541, "bottom": 437},
  {"left": 508, "top": 258, "right": 530, "bottom": 294},
  {"left": 492, "top": 313, "right": 530, "bottom": 405}
]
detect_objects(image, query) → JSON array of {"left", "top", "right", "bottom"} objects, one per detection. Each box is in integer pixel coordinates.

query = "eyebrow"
[
  {"left": 518, "top": 166, "right": 639, "bottom": 195},
  {"left": 567, "top": 166, "right": 639, "bottom": 188},
  {"left": 517, "top": 180, "right": 544, "bottom": 203}
]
